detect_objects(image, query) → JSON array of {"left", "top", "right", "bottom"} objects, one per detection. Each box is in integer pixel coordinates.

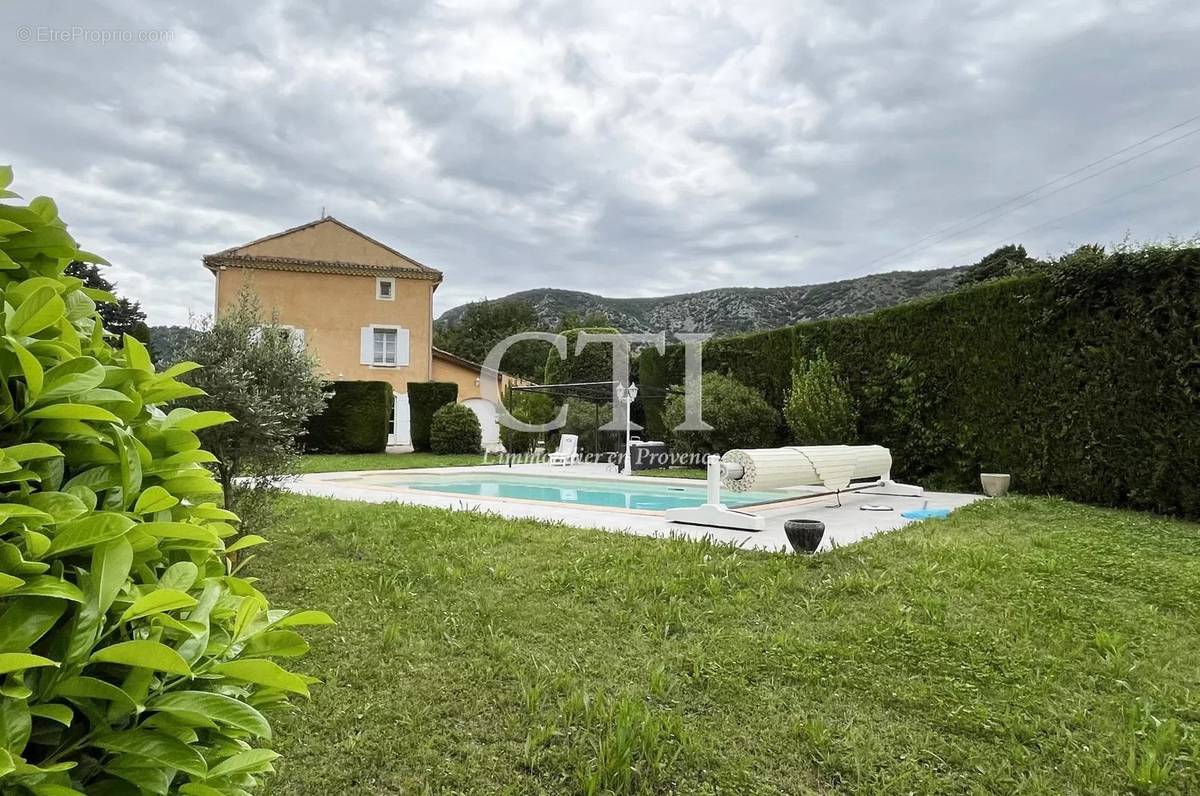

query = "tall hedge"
[
  {"left": 663, "top": 245, "right": 1200, "bottom": 518},
  {"left": 305, "top": 380, "right": 392, "bottom": 453},
  {"left": 408, "top": 381, "right": 457, "bottom": 452},
  {"left": 544, "top": 327, "right": 620, "bottom": 386}
]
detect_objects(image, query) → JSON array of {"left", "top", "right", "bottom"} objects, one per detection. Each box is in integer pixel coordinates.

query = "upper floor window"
[
  {"left": 373, "top": 327, "right": 397, "bottom": 366},
  {"left": 360, "top": 325, "right": 409, "bottom": 367},
  {"left": 376, "top": 277, "right": 395, "bottom": 300}
]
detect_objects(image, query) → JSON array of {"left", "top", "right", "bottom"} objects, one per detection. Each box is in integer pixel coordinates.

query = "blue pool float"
[{"left": 901, "top": 507, "right": 952, "bottom": 520}]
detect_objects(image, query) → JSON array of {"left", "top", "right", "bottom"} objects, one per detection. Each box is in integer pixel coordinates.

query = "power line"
[
  {"left": 865, "top": 111, "right": 1200, "bottom": 267},
  {"left": 883, "top": 126, "right": 1200, "bottom": 263},
  {"left": 960, "top": 161, "right": 1200, "bottom": 261}
]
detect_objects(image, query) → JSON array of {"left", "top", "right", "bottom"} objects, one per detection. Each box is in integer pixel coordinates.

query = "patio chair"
[{"left": 547, "top": 434, "right": 579, "bottom": 466}]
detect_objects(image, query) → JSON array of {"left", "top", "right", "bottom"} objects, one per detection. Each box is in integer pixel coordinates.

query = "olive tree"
[{"left": 178, "top": 292, "right": 326, "bottom": 533}]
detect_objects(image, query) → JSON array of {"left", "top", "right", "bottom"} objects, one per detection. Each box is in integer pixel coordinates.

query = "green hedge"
[
  {"left": 431, "top": 402, "right": 483, "bottom": 454},
  {"left": 409, "top": 381, "right": 458, "bottom": 451},
  {"left": 545, "top": 326, "right": 620, "bottom": 385},
  {"left": 305, "top": 380, "right": 392, "bottom": 453},
  {"left": 662, "top": 246, "right": 1200, "bottom": 518}
]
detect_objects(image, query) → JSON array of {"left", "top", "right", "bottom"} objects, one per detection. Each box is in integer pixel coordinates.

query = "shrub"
[
  {"left": 178, "top": 291, "right": 327, "bottom": 533},
  {"left": 0, "top": 166, "right": 327, "bottom": 794},
  {"left": 784, "top": 352, "right": 857, "bottom": 445},
  {"left": 305, "top": 381, "right": 392, "bottom": 453},
  {"left": 500, "top": 386, "right": 556, "bottom": 454},
  {"left": 408, "top": 382, "right": 458, "bottom": 451},
  {"left": 430, "top": 403, "right": 482, "bottom": 454},
  {"left": 662, "top": 372, "right": 779, "bottom": 455},
  {"left": 564, "top": 399, "right": 614, "bottom": 453}
]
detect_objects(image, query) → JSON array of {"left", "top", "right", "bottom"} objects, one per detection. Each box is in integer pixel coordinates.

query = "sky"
[{"left": 4, "top": 0, "right": 1199, "bottom": 325}]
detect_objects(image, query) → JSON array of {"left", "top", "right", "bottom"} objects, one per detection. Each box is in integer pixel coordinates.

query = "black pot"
[{"left": 784, "top": 519, "right": 825, "bottom": 554}]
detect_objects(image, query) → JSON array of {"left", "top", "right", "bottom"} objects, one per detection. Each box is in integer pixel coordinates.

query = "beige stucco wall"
[
  {"left": 214, "top": 266, "right": 434, "bottom": 394},
  {"left": 236, "top": 219, "right": 430, "bottom": 270},
  {"left": 432, "top": 356, "right": 510, "bottom": 401}
]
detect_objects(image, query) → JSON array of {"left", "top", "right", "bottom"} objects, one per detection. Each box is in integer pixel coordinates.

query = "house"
[{"left": 203, "top": 217, "right": 511, "bottom": 447}]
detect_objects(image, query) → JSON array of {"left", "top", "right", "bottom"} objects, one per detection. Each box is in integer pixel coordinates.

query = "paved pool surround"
[{"left": 287, "top": 462, "right": 983, "bottom": 553}]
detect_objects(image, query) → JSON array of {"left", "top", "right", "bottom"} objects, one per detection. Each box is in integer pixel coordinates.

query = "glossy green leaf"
[
  {"left": 38, "top": 356, "right": 106, "bottom": 404},
  {"left": 6, "top": 336, "right": 43, "bottom": 400},
  {"left": 209, "top": 659, "right": 310, "bottom": 696},
  {"left": 205, "top": 747, "right": 279, "bottom": 780},
  {"left": 26, "top": 490, "right": 88, "bottom": 523},
  {"left": 52, "top": 676, "right": 138, "bottom": 712},
  {"left": 0, "top": 653, "right": 59, "bottom": 675},
  {"left": 89, "top": 640, "right": 192, "bottom": 676},
  {"left": 2, "top": 442, "right": 63, "bottom": 462},
  {"left": 92, "top": 537, "right": 133, "bottom": 613},
  {"left": 148, "top": 691, "right": 271, "bottom": 739},
  {"left": 7, "top": 285, "right": 66, "bottom": 336},
  {"left": 29, "top": 703, "right": 73, "bottom": 727},
  {"left": 119, "top": 589, "right": 199, "bottom": 624},
  {"left": 274, "top": 610, "right": 336, "bottom": 628},
  {"left": 0, "top": 572, "right": 24, "bottom": 593},
  {"left": 122, "top": 334, "right": 154, "bottom": 372},
  {"left": 224, "top": 534, "right": 269, "bottom": 554},
  {"left": 133, "top": 485, "right": 178, "bottom": 515},
  {"left": 0, "top": 597, "right": 66, "bottom": 652},
  {"left": 158, "top": 561, "right": 198, "bottom": 592},
  {"left": 25, "top": 403, "right": 122, "bottom": 423},
  {"left": 45, "top": 512, "right": 134, "bottom": 557},
  {"left": 169, "top": 410, "right": 237, "bottom": 432},
  {"left": 243, "top": 630, "right": 309, "bottom": 659},
  {"left": 138, "top": 522, "right": 219, "bottom": 544},
  {"left": 4, "top": 575, "right": 84, "bottom": 602},
  {"left": 94, "top": 729, "right": 208, "bottom": 778}
]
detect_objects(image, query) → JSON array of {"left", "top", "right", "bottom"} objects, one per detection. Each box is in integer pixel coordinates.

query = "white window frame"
[
  {"left": 362, "top": 324, "right": 409, "bottom": 368},
  {"left": 376, "top": 277, "right": 395, "bottom": 301}
]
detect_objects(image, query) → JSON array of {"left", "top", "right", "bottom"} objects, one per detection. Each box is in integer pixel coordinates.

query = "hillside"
[{"left": 437, "top": 266, "right": 966, "bottom": 335}]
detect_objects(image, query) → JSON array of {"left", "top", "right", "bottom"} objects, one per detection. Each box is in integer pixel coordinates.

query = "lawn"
[
  {"left": 252, "top": 495, "right": 1200, "bottom": 795},
  {"left": 296, "top": 451, "right": 492, "bottom": 472},
  {"left": 636, "top": 467, "right": 707, "bottom": 479}
]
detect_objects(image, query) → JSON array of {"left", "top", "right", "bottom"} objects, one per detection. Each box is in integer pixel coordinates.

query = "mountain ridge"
[{"left": 437, "top": 266, "right": 967, "bottom": 335}]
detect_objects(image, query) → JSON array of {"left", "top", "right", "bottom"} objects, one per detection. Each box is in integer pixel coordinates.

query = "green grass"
[
  {"left": 253, "top": 495, "right": 1200, "bottom": 794},
  {"left": 635, "top": 467, "right": 707, "bottom": 480},
  {"left": 296, "top": 452, "right": 491, "bottom": 472}
]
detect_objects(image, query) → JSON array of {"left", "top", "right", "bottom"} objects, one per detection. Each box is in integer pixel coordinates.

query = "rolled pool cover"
[{"left": 721, "top": 445, "right": 892, "bottom": 492}]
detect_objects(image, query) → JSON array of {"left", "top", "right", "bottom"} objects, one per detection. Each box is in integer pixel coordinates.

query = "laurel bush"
[{"left": 0, "top": 165, "right": 328, "bottom": 795}]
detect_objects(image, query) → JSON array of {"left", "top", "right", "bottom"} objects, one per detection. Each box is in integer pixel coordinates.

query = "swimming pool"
[{"left": 344, "top": 473, "right": 788, "bottom": 512}]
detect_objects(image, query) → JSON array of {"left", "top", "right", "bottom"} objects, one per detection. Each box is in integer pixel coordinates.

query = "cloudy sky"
[{"left": 5, "top": 0, "right": 1199, "bottom": 325}]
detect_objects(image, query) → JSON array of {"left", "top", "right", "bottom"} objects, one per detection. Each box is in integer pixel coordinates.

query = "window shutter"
[
  {"left": 396, "top": 328, "right": 410, "bottom": 366},
  {"left": 360, "top": 327, "right": 373, "bottom": 364}
]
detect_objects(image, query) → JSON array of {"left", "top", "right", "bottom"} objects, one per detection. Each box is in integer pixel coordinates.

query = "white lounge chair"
[{"left": 547, "top": 434, "right": 579, "bottom": 466}]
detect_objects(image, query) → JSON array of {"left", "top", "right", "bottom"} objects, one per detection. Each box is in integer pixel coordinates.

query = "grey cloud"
[{"left": 2, "top": 0, "right": 1198, "bottom": 324}]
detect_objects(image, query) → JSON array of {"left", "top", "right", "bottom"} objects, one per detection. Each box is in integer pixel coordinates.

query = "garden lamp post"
[{"left": 617, "top": 381, "right": 638, "bottom": 475}]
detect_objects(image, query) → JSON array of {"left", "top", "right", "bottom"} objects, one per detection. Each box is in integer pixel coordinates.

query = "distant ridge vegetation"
[{"left": 436, "top": 266, "right": 967, "bottom": 336}]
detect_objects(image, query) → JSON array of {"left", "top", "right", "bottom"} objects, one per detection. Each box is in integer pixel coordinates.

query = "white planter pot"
[{"left": 980, "top": 473, "right": 1011, "bottom": 497}]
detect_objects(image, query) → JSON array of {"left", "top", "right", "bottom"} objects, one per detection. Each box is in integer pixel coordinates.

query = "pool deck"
[{"left": 287, "top": 462, "right": 984, "bottom": 553}]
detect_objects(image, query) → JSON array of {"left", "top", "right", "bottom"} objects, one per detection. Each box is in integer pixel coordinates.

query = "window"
[
  {"left": 360, "top": 325, "right": 409, "bottom": 366},
  {"left": 376, "top": 277, "right": 395, "bottom": 300},
  {"left": 373, "top": 327, "right": 398, "bottom": 366}
]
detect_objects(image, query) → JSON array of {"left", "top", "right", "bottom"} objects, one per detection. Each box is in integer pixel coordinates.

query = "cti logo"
[{"left": 480, "top": 332, "right": 714, "bottom": 433}]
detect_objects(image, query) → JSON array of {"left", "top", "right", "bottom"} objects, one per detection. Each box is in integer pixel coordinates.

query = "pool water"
[{"left": 363, "top": 473, "right": 786, "bottom": 511}]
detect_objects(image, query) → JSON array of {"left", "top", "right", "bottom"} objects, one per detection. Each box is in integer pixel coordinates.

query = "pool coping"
[{"left": 288, "top": 463, "right": 986, "bottom": 553}]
